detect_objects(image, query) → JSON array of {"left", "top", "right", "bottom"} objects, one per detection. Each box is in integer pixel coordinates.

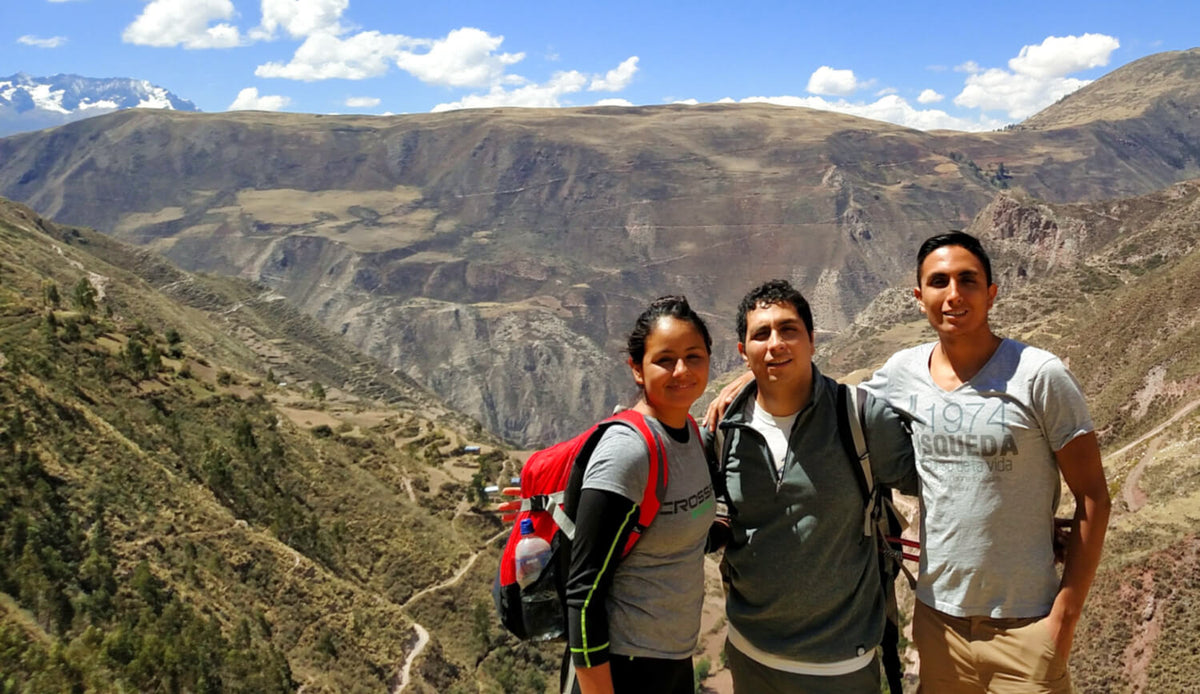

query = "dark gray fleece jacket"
[{"left": 713, "top": 365, "right": 917, "bottom": 663}]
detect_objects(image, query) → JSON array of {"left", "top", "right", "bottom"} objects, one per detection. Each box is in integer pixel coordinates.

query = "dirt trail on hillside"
[
  {"left": 1108, "top": 396, "right": 1200, "bottom": 513},
  {"left": 1108, "top": 397, "right": 1200, "bottom": 461},
  {"left": 399, "top": 532, "right": 501, "bottom": 610},
  {"left": 1123, "top": 438, "right": 1157, "bottom": 513},
  {"left": 392, "top": 526, "right": 508, "bottom": 693},
  {"left": 391, "top": 624, "right": 429, "bottom": 694}
]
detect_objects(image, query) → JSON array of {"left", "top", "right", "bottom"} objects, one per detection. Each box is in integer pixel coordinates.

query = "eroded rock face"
[
  {"left": 970, "top": 194, "right": 1092, "bottom": 285},
  {"left": 338, "top": 296, "right": 627, "bottom": 445}
]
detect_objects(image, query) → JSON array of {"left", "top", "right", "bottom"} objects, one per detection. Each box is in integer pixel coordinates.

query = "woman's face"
[{"left": 630, "top": 316, "right": 710, "bottom": 418}]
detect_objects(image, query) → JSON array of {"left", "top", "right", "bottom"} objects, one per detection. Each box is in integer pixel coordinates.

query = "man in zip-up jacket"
[{"left": 709, "top": 280, "right": 917, "bottom": 693}]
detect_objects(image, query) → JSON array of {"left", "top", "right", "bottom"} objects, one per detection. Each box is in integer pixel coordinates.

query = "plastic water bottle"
[
  {"left": 514, "top": 519, "right": 551, "bottom": 587},
  {"left": 514, "top": 518, "right": 562, "bottom": 640}
]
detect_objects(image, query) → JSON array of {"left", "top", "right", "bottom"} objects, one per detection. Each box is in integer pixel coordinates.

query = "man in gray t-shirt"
[
  {"left": 866, "top": 340, "right": 1091, "bottom": 618},
  {"left": 863, "top": 231, "right": 1110, "bottom": 693}
]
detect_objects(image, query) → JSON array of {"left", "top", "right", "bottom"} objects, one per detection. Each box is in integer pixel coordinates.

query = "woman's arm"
[{"left": 565, "top": 487, "right": 638, "bottom": 694}]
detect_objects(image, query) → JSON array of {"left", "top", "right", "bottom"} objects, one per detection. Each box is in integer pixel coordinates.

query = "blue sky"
[{"left": 4, "top": 0, "right": 1198, "bottom": 131}]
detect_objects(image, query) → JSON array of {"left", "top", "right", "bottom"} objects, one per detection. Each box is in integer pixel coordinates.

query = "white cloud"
[
  {"left": 876, "top": 87, "right": 898, "bottom": 96},
  {"left": 673, "top": 98, "right": 700, "bottom": 105},
  {"left": 243, "top": 11, "right": 636, "bottom": 119},
  {"left": 228, "top": 87, "right": 290, "bottom": 110},
  {"left": 677, "top": 33, "right": 1120, "bottom": 132},
  {"left": 255, "top": 25, "right": 528, "bottom": 88},
  {"left": 18, "top": 35, "right": 68, "bottom": 48},
  {"left": 432, "top": 70, "right": 587, "bottom": 112},
  {"left": 917, "top": 89, "right": 943, "bottom": 104},
  {"left": 345, "top": 96, "right": 380, "bottom": 108},
  {"left": 1007, "top": 33, "right": 1120, "bottom": 78},
  {"left": 394, "top": 28, "right": 524, "bottom": 88},
  {"left": 953, "top": 34, "right": 1119, "bottom": 119},
  {"left": 256, "top": 30, "right": 412, "bottom": 80},
  {"left": 954, "top": 69, "right": 1090, "bottom": 119},
  {"left": 736, "top": 93, "right": 1005, "bottom": 132},
  {"left": 806, "top": 66, "right": 860, "bottom": 96},
  {"left": 254, "top": 0, "right": 347, "bottom": 40},
  {"left": 588, "top": 56, "right": 638, "bottom": 92},
  {"left": 418, "top": 43, "right": 640, "bottom": 111},
  {"left": 123, "top": 0, "right": 243, "bottom": 48}
]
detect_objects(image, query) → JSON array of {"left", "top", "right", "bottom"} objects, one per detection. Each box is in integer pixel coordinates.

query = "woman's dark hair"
[
  {"left": 917, "top": 231, "right": 993, "bottom": 286},
  {"left": 627, "top": 295, "right": 712, "bottom": 364}
]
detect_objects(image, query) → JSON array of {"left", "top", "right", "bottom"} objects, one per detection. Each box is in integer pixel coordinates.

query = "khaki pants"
[{"left": 914, "top": 600, "right": 1071, "bottom": 694}]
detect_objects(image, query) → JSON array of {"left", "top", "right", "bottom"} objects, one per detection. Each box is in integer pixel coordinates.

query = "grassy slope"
[{"left": 0, "top": 200, "right": 551, "bottom": 693}]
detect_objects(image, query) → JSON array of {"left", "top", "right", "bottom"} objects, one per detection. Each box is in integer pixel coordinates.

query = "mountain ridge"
[
  {"left": 1020, "top": 47, "right": 1200, "bottom": 130},
  {"left": 3, "top": 50, "right": 1200, "bottom": 446}
]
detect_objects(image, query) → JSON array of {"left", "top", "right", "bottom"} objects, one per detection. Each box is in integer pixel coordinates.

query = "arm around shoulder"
[{"left": 863, "top": 390, "right": 918, "bottom": 495}]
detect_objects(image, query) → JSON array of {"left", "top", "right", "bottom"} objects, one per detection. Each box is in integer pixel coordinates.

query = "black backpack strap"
[{"left": 561, "top": 423, "right": 620, "bottom": 522}]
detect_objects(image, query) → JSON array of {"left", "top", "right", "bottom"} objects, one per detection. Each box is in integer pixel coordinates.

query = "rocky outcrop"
[
  {"left": 968, "top": 194, "right": 1091, "bottom": 286},
  {"left": 340, "top": 295, "right": 627, "bottom": 445}
]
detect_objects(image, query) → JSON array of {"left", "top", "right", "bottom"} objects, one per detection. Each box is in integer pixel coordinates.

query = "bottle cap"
[{"left": 520, "top": 518, "right": 534, "bottom": 535}]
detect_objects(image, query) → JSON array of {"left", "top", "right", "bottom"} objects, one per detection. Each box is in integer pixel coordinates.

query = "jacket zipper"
[{"left": 722, "top": 422, "right": 788, "bottom": 494}]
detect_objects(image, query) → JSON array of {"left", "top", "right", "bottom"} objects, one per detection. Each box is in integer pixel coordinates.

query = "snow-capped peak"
[{"left": 0, "top": 73, "right": 199, "bottom": 137}]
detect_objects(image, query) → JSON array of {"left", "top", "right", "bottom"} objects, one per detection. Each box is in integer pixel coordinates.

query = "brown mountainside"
[
  {"left": 1021, "top": 47, "right": 1200, "bottom": 130},
  {"left": 2, "top": 50, "right": 1200, "bottom": 445}
]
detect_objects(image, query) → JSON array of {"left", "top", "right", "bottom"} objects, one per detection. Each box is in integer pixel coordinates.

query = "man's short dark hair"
[
  {"left": 917, "top": 231, "right": 994, "bottom": 286},
  {"left": 736, "top": 280, "right": 814, "bottom": 342}
]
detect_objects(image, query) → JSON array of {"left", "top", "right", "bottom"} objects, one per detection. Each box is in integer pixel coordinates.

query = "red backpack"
[{"left": 493, "top": 410, "right": 681, "bottom": 640}]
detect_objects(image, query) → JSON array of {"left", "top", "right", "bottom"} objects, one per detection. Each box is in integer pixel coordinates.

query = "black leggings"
[{"left": 562, "top": 652, "right": 694, "bottom": 694}]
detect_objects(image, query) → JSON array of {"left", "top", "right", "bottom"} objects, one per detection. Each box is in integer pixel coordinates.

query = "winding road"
[
  {"left": 1108, "top": 397, "right": 1200, "bottom": 513},
  {"left": 392, "top": 624, "right": 429, "bottom": 694},
  {"left": 390, "top": 523, "right": 509, "bottom": 694}
]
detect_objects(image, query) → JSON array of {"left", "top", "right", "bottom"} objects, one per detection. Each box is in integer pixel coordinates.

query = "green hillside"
[{"left": 0, "top": 200, "right": 555, "bottom": 693}]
